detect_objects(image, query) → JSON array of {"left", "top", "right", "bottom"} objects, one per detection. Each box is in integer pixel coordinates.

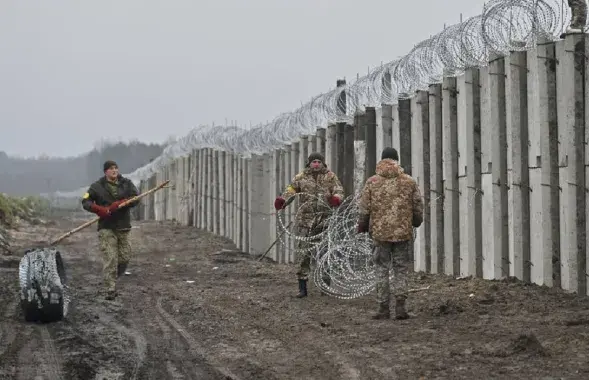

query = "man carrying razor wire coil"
[{"left": 274, "top": 152, "right": 344, "bottom": 298}]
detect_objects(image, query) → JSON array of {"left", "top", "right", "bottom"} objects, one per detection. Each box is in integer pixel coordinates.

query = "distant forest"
[{"left": 0, "top": 140, "right": 166, "bottom": 196}]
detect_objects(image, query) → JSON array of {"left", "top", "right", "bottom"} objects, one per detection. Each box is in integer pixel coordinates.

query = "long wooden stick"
[{"left": 49, "top": 180, "right": 171, "bottom": 246}]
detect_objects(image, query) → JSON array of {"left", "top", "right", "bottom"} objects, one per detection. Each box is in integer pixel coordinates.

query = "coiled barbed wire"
[{"left": 50, "top": 0, "right": 570, "bottom": 200}]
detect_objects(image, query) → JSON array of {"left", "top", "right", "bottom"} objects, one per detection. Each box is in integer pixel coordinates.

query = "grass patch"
[{"left": 0, "top": 193, "right": 50, "bottom": 253}]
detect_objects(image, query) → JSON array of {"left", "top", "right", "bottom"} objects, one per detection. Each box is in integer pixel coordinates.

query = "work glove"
[
  {"left": 357, "top": 222, "right": 368, "bottom": 233},
  {"left": 108, "top": 199, "right": 128, "bottom": 213},
  {"left": 274, "top": 197, "right": 286, "bottom": 210},
  {"left": 90, "top": 203, "right": 111, "bottom": 219},
  {"left": 327, "top": 195, "right": 341, "bottom": 207}
]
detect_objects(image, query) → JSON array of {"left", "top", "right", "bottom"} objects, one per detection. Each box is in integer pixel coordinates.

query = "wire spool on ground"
[{"left": 19, "top": 247, "right": 70, "bottom": 323}]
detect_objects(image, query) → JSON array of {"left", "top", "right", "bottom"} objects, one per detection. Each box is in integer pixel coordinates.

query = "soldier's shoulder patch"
[{"left": 82, "top": 192, "right": 90, "bottom": 199}]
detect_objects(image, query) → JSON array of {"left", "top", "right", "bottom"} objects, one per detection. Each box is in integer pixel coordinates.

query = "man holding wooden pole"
[{"left": 81, "top": 160, "right": 140, "bottom": 300}]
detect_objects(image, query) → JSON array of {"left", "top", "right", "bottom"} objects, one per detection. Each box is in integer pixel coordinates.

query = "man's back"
[{"left": 358, "top": 159, "right": 423, "bottom": 242}]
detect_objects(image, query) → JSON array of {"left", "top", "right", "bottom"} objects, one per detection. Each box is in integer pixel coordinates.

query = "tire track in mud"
[
  {"left": 37, "top": 325, "right": 65, "bottom": 380},
  {"left": 200, "top": 295, "right": 365, "bottom": 380},
  {"left": 93, "top": 309, "right": 147, "bottom": 380},
  {"left": 155, "top": 297, "right": 242, "bottom": 380},
  {"left": 1, "top": 322, "right": 64, "bottom": 380},
  {"left": 152, "top": 312, "right": 210, "bottom": 379},
  {"left": 0, "top": 295, "right": 18, "bottom": 359}
]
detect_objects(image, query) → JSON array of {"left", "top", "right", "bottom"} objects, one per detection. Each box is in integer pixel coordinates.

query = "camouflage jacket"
[
  {"left": 358, "top": 159, "right": 423, "bottom": 242},
  {"left": 282, "top": 166, "right": 344, "bottom": 230}
]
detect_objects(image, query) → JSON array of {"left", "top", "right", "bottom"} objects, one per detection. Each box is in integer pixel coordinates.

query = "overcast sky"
[{"left": 0, "top": 0, "right": 488, "bottom": 158}]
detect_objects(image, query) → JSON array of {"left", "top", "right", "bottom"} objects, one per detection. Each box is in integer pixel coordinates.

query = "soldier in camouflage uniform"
[
  {"left": 274, "top": 152, "right": 344, "bottom": 298},
  {"left": 566, "top": 0, "right": 587, "bottom": 33},
  {"left": 357, "top": 148, "right": 423, "bottom": 319},
  {"left": 82, "top": 160, "right": 139, "bottom": 300}
]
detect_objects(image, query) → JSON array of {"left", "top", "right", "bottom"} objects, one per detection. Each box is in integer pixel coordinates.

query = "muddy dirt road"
[{"left": 1, "top": 216, "right": 589, "bottom": 379}]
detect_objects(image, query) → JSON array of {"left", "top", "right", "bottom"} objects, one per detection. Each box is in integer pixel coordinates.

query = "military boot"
[
  {"left": 105, "top": 290, "right": 118, "bottom": 301},
  {"left": 371, "top": 303, "right": 390, "bottom": 320},
  {"left": 395, "top": 295, "right": 409, "bottom": 320},
  {"left": 117, "top": 262, "right": 128, "bottom": 278},
  {"left": 296, "top": 279, "right": 308, "bottom": 298}
]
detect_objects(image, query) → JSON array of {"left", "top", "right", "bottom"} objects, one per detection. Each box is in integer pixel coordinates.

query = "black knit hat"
[
  {"left": 381, "top": 147, "right": 399, "bottom": 161},
  {"left": 306, "top": 152, "right": 325, "bottom": 167},
  {"left": 103, "top": 160, "right": 118, "bottom": 172}
]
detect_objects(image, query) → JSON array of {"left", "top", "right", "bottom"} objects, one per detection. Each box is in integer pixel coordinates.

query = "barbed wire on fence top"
[{"left": 50, "top": 0, "right": 569, "bottom": 199}]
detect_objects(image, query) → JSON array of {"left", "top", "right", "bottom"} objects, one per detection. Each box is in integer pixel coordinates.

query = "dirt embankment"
[{"left": 1, "top": 217, "right": 589, "bottom": 379}]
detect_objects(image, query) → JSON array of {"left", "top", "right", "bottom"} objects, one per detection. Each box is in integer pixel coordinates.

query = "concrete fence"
[{"left": 137, "top": 34, "right": 589, "bottom": 296}]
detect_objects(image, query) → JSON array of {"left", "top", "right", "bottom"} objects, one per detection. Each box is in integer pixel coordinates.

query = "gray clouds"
[{"left": 0, "top": 0, "right": 487, "bottom": 157}]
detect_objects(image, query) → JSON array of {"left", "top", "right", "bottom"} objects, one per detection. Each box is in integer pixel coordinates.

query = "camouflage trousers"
[
  {"left": 373, "top": 240, "right": 413, "bottom": 306},
  {"left": 569, "top": 0, "right": 587, "bottom": 28},
  {"left": 294, "top": 225, "right": 324, "bottom": 280},
  {"left": 98, "top": 229, "right": 132, "bottom": 292}
]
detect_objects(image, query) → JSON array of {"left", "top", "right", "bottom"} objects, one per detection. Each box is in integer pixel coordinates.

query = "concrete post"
[
  {"left": 215, "top": 150, "right": 221, "bottom": 234},
  {"left": 557, "top": 35, "right": 586, "bottom": 294},
  {"left": 316, "top": 128, "right": 326, "bottom": 157},
  {"left": 489, "top": 54, "right": 509, "bottom": 279},
  {"left": 163, "top": 166, "right": 169, "bottom": 220},
  {"left": 365, "top": 107, "right": 378, "bottom": 182},
  {"left": 191, "top": 150, "right": 198, "bottom": 227},
  {"left": 301, "top": 136, "right": 309, "bottom": 168},
  {"left": 206, "top": 148, "right": 213, "bottom": 232},
  {"left": 375, "top": 107, "right": 383, "bottom": 158},
  {"left": 266, "top": 153, "right": 277, "bottom": 260},
  {"left": 242, "top": 157, "right": 249, "bottom": 252},
  {"left": 198, "top": 149, "right": 205, "bottom": 229},
  {"left": 219, "top": 151, "right": 226, "bottom": 236},
  {"left": 442, "top": 76, "right": 460, "bottom": 276},
  {"left": 392, "top": 104, "right": 400, "bottom": 150},
  {"left": 344, "top": 123, "right": 355, "bottom": 196},
  {"left": 354, "top": 113, "right": 367, "bottom": 194},
  {"left": 428, "top": 83, "right": 444, "bottom": 274},
  {"left": 525, "top": 40, "right": 560, "bottom": 287},
  {"left": 291, "top": 142, "right": 301, "bottom": 263},
  {"left": 335, "top": 123, "right": 346, "bottom": 183},
  {"left": 274, "top": 149, "right": 290, "bottom": 263},
  {"left": 226, "top": 152, "right": 231, "bottom": 237},
  {"left": 398, "top": 99, "right": 412, "bottom": 174},
  {"left": 326, "top": 125, "right": 337, "bottom": 172},
  {"left": 176, "top": 158, "right": 183, "bottom": 224},
  {"left": 167, "top": 161, "right": 175, "bottom": 220},
  {"left": 307, "top": 135, "right": 316, "bottom": 156},
  {"left": 238, "top": 157, "right": 244, "bottom": 250},
  {"left": 382, "top": 104, "right": 393, "bottom": 149},
  {"left": 411, "top": 90, "right": 431, "bottom": 273},
  {"left": 155, "top": 169, "right": 163, "bottom": 220},
  {"left": 283, "top": 145, "right": 293, "bottom": 262},
  {"left": 463, "top": 68, "right": 483, "bottom": 278},
  {"left": 249, "top": 154, "right": 271, "bottom": 256},
  {"left": 506, "top": 51, "right": 531, "bottom": 282},
  {"left": 235, "top": 155, "right": 241, "bottom": 248}
]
